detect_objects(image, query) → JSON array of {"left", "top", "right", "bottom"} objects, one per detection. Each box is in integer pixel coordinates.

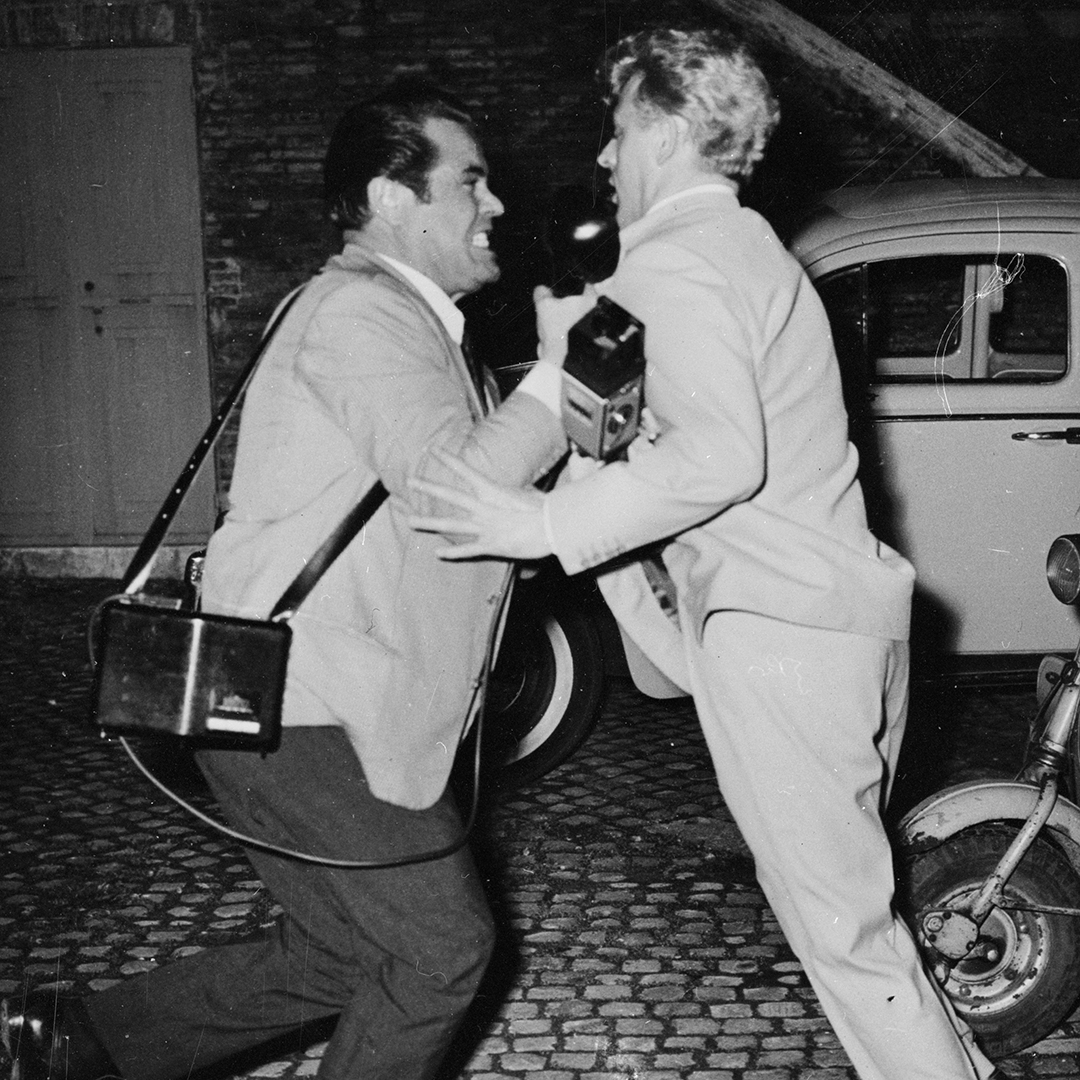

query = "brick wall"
[
  {"left": 3, "top": 0, "right": 1070, "bottom": 489},
  {"left": 788, "top": 1, "right": 1079, "bottom": 179}
]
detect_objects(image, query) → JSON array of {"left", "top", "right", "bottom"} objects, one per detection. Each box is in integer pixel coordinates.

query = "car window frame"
[{"left": 805, "top": 232, "right": 1075, "bottom": 419}]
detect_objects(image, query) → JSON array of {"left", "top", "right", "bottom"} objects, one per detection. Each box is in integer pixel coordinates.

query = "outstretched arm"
[{"left": 409, "top": 450, "right": 552, "bottom": 561}]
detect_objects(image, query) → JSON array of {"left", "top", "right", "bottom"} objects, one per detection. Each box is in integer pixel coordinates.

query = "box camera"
[
  {"left": 561, "top": 295, "right": 646, "bottom": 461},
  {"left": 90, "top": 593, "right": 287, "bottom": 750}
]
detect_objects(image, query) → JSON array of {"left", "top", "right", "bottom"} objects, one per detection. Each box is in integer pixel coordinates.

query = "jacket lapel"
[{"left": 331, "top": 242, "right": 486, "bottom": 418}]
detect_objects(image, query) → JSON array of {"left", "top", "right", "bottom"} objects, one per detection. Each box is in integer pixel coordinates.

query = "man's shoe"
[{"left": 0, "top": 992, "right": 120, "bottom": 1080}]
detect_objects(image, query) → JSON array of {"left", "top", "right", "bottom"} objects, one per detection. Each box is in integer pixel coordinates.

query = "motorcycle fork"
[
  {"left": 920, "top": 660, "right": 1080, "bottom": 962},
  {"left": 1020, "top": 655, "right": 1080, "bottom": 788},
  {"left": 919, "top": 777, "right": 1063, "bottom": 962}
]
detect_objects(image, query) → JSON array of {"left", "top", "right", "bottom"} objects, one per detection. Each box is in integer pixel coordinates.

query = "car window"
[
  {"left": 985, "top": 255, "right": 1069, "bottom": 379},
  {"left": 869, "top": 257, "right": 967, "bottom": 361},
  {"left": 817, "top": 253, "right": 1068, "bottom": 385}
]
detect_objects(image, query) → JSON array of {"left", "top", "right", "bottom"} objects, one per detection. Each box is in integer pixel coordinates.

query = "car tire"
[
  {"left": 483, "top": 585, "right": 606, "bottom": 787},
  {"left": 898, "top": 822, "right": 1080, "bottom": 1058}
]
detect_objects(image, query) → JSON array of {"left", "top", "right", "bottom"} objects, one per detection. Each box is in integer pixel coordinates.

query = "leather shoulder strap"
[
  {"left": 121, "top": 287, "right": 306, "bottom": 595},
  {"left": 269, "top": 480, "right": 388, "bottom": 622}
]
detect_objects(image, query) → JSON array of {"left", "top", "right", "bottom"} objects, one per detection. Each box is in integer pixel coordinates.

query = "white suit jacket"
[{"left": 544, "top": 188, "right": 914, "bottom": 689}]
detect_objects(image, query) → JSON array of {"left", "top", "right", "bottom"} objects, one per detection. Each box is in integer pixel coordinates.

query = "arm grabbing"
[{"left": 409, "top": 450, "right": 552, "bottom": 561}]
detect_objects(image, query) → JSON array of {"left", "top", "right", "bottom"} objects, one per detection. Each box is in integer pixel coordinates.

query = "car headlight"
[{"left": 1047, "top": 535, "right": 1080, "bottom": 604}]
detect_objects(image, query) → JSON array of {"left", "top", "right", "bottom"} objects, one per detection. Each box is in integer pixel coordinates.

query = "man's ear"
[
  {"left": 367, "top": 175, "right": 413, "bottom": 223},
  {"left": 655, "top": 113, "right": 691, "bottom": 166}
]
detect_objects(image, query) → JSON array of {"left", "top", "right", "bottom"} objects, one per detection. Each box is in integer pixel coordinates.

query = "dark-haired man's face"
[{"left": 398, "top": 118, "right": 504, "bottom": 299}]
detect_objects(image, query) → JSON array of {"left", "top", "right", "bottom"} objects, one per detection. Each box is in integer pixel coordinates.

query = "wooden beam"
[{"left": 706, "top": 0, "right": 1043, "bottom": 178}]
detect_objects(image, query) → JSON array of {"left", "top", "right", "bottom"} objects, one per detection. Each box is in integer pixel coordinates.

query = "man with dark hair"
[
  {"left": 410, "top": 28, "right": 1000, "bottom": 1080},
  {"left": 1, "top": 79, "right": 572, "bottom": 1080},
  {"left": 323, "top": 78, "right": 479, "bottom": 229}
]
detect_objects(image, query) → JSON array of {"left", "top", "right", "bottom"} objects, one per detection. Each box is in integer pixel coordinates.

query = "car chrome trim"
[{"left": 874, "top": 413, "right": 1080, "bottom": 424}]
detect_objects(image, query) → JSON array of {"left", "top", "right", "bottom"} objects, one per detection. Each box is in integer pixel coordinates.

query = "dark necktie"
[
  {"left": 457, "top": 326, "right": 488, "bottom": 414},
  {"left": 460, "top": 330, "right": 488, "bottom": 416}
]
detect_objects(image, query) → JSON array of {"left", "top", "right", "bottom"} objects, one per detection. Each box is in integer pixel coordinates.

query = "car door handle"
[{"left": 1012, "top": 428, "right": 1080, "bottom": 443}]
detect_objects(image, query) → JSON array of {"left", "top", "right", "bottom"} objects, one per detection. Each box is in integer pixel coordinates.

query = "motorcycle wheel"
[
  {"left": 899, "top": 822, "right": 1080, "bottom": 1058},
  {"left": 484, "top": 593, "right": 605, "bottom": 788}
]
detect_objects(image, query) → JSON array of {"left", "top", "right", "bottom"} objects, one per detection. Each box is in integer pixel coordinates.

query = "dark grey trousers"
[{"left": 85, "top": 727, "right": 494, "bottom": 1080}]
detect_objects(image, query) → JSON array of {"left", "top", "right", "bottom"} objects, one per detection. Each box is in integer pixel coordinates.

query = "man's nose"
[
  {"left": 597, "top": 139, "right": 615, "bottom": 169},
  {"left": 483, "top": 187, "right": 505, "bottom": 218}
]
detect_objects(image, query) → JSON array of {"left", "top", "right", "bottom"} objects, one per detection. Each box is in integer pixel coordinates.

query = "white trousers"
[{"left": 685, "top": 610, "right": 996, "bottom": 1080}]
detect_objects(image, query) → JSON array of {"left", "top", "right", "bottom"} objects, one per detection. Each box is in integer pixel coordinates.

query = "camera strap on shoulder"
[{"left": 121, "top": 285, "right": 308, "bottom": 596}]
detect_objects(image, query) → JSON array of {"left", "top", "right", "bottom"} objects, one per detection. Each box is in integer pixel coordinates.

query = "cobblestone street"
[{"left": 2, "top": 579, "right": 1079, "bottom": 1080}]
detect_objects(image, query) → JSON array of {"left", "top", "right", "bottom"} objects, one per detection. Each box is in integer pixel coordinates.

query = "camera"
[
  {"left": 561, "top": 297, "right": 646, "bottom": 460},
  {"left": 545, "top": 186, "right": 646, "bottom": 461}
]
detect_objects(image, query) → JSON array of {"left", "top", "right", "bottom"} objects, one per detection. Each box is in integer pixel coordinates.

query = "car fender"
[{"left": 898, "top": 778, "right": 1080, "bottom": 876}]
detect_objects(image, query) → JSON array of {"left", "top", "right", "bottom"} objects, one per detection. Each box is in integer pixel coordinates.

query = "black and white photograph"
[{"left": 2, "top": 4, "right": 1080, "bottom": 1079}]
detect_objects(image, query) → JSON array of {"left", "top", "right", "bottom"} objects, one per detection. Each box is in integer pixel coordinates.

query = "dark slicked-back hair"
[
  {"left": 323, "top": 77, "right": 477, "bottom": 230},
  {"left": 603, "top": 28, "right": 779, "bottom": 182}
]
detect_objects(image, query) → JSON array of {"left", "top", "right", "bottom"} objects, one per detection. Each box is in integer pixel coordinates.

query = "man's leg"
[
  {"left": 685, "top": 610, "right": 996, "bottom": 1080},
  {"left": 84, "top": 727, "right": 493, "bottom": 1080}
]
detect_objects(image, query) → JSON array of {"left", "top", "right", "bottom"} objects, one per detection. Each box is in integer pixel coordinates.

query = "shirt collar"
[
  {"left": 645, "top": 182, "right": 739, "bottom": 218},
  {"left": 615, "top": 182, "right": 740, "bottom": 258},
  {"left": 375, "top": 252, "right": 466, "bottom": 345}
]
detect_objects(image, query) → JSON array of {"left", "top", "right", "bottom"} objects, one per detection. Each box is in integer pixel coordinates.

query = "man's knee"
[
  {"left": 442, "top": 902, "right": 496, "bottom": 999},
  {"left": 382, "top": 884, "right": 495, "bottom": 1011}
]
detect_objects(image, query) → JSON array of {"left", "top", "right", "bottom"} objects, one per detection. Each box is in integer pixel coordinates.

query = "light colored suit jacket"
[
  {"left": 544, "top": 188, "right": 913, "bottom": 688},
  {"left": 202, "top": 242, "right": 566, "bottom": 808}
]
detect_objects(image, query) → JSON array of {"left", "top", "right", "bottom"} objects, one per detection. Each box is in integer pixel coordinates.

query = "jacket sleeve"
[{"left": 545, "top": 238, "right": 768, "bottom": 574}]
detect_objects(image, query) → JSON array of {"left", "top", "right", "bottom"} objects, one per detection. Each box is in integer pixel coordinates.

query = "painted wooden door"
[{"left": 0, "top": 47, "right": 213, "bottom": 545}]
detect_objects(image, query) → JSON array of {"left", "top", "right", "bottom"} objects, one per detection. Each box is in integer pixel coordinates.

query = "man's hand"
[
  {"left": 408, "top": 450, "right": 553, "bottom": 561},
  {"left": 534, "top": 284, "right": 598, "bottom": 366}
]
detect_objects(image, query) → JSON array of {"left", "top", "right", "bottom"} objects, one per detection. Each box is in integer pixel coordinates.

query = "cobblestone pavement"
[{"left": 3, "top": 579, "right": 1080, "bottom": 1080}]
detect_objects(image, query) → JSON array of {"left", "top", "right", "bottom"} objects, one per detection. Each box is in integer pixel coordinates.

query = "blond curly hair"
[{"left": 604, "top": 28, "right": 780, "bottom": 181}]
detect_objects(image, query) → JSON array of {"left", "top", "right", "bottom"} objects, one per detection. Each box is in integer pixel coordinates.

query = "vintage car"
[
  {"left": 791, "top": 178, "right": 1080, "bottom": 673},
  {"left": 491, "top": 178, "right": 1080, "bottom": 781}
]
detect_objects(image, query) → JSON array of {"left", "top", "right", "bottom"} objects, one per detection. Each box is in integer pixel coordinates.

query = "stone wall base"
[{"left": 0, "top": 546, "right": 201, "bottom": 580}]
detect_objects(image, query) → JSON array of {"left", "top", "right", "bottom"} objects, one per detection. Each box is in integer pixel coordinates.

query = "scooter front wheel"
[{"left": 898, "top": 822, "right": 1080, "bottom": 1058}]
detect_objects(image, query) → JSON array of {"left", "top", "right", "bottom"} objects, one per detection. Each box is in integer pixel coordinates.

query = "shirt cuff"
[{"left": 515, "top": 360, "right": 562, "bottom": 419}]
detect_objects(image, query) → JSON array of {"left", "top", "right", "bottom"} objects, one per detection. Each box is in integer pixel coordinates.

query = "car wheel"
[
  {"left": 898, "top": 823, "right": 1080, "bottom": 1058},
  {"left": 483, "top": 588, "right": 605, "bottom": 787}
]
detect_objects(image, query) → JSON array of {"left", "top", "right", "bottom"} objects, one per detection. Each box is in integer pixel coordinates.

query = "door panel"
[
  {"left": 0, "top": 48, "right": 212, "bottom": 546},
  {"left": 75, "top": 60, "right": 203, "bottom": 295},
  {"left": 81, "top": 299, "right": 215, "bottom": 540},
  {"left": 878, "top": 417, "right": 1080, "bottom": 654},
  {"left": 0, "top": 67, "right": 75, "bottom": 539},
  {"left": 0, "top": 303, "right": 76, "bottom": 538}
]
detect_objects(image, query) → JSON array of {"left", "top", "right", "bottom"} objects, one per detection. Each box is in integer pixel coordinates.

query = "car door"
[{"left": 810, "top": 232, "right": 1080, "bottom": 661}]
